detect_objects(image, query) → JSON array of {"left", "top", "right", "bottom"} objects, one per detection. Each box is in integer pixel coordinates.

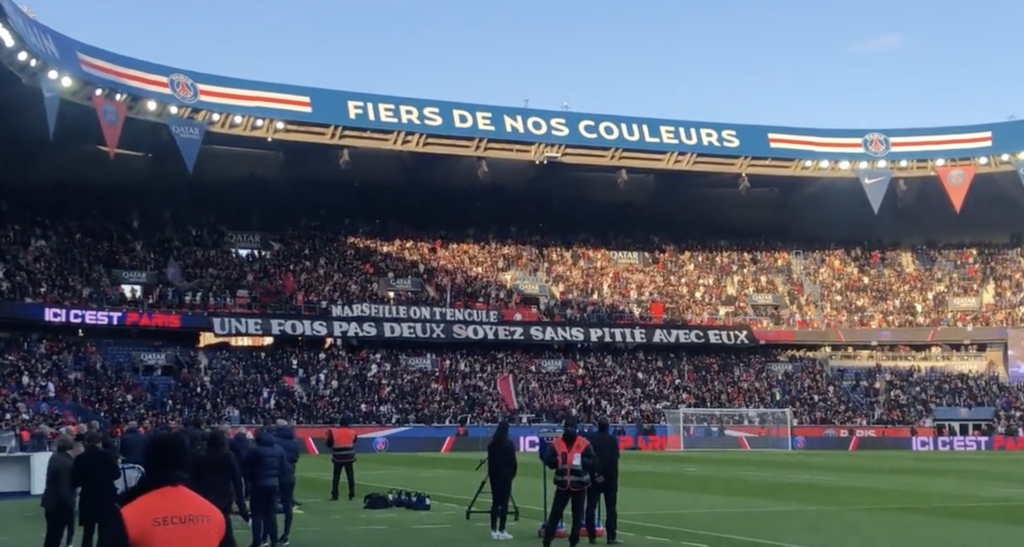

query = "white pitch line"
[
  {"left": 411, "top": 524, "right": 452, "bottom": 529},
  {"left": 618, "top": 499, "right": 1024, "bottom": 516},
  {"left": 299, "top": 473, "right": 811, "bottom": 547},
  {"left": 647, "top": 537, "right": 671, "bottom": 542},
  {"left": 680, "top": 541, "right": 709, "bottom": 547}
]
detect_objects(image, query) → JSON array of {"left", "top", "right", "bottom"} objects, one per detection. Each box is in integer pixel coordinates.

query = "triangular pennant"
[
  {"left": 935, "top": 165, "right": 976, "bottom": 214},
  {"left": 39, "top": 76, "right": 60, "bottom": 140},
  {"left": 1014, "top": 161, "right": 1024, "bottom": 190},
  {"left": 165, "top": 117, "right": 207, "bottom": 174},
  {"left": 856, "top": 168, "right": 892, "bottom": 215},
  {"left": 92, "top": 96, "right": 126, "bottom": 159}
]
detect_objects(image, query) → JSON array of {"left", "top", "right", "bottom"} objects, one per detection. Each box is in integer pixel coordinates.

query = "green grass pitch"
[{"left": 0, "top": 451, "right": 1020, "bottom": 547}]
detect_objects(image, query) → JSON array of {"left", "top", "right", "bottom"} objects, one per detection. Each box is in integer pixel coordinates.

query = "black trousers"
[
  {"left": 218, "top": 507, "right": 236, "bottom": 547},
  {"left": 489, "top": 475, "right": 513, "bottom": 531},
  {"left": 279, "top": 482, "right": 295, "bottom": 538},
  {"left": 585, "top": 477, "right": 618, "bottom": 541},
  {"left": 80, "top": 517, "right": 110, "bottom": 547},
  {"left": 331, "top": 461, "right": 355, "bottom": 499},
  {"left": 43, "top": 507, "right": 74, "bottom": 547},
  {"left": 543, "top": 488, "right": 586, "bottom": 546},
  {"left": 250, "top": 486, "right": 279, "bottom": 547}
]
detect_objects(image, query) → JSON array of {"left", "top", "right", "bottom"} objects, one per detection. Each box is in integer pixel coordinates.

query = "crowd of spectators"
[
  {"left": 4, "top": 334, "right": 1020, "bottom": 435},
  {"left": 2, "top": 218, "right": 1024, "bottom": 329}
]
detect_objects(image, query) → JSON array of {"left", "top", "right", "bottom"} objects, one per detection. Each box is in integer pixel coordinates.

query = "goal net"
[{"left": 663, "top": 408, "right": 793, "bottom": 451}]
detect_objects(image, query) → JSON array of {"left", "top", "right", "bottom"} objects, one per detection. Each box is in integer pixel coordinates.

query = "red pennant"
[
  {"left": 92, "top": 96, "right": 127, "bottom": 159},
  {"left": 936, "top": 165, "right": 976, "bottom": 214}
]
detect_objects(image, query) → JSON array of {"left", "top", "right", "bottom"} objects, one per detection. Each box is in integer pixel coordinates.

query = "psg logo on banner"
[{"left": 373, "top": 437, "right": 389, "bottom": 452}]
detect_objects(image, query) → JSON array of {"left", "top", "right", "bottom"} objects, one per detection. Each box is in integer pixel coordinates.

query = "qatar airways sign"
[{"left": 912, "top": 436, "right": 990, "bottom": 451}]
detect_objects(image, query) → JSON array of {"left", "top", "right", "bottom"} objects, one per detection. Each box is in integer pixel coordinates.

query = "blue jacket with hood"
[{"left": 273, "top": 427, "right": 300, "bottom": 485}]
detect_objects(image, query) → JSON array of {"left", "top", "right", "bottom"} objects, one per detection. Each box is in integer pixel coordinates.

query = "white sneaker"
[{"left": 498, "top": 531, "right": 514, "bottom": 540}]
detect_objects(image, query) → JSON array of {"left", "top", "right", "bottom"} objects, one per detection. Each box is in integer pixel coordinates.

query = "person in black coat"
[
  {"left": 192, "top": 430, "right": 250, "bottom": 547},
  {"left": 72, "top": 432, "right": 121, "bottom": 547},
  {"left": 243, "top": 428, "right": 288, "bottom": 547},
  {"left": 183, "top": 417, "right": 207, "bottom": 455},
  {"left": 41, "top": 435, "right": 76, "bottom": 547},
  {"left": 229, "top": 427, "right": 252, "bottom": 500},
  {"left": 486, "top": 421, "right": 518, "bottom": 539},
  {"left": 118, "top": 422, "right": 147, "bottom": 466},
  {"left": 272, "top": 421, "right": 300, "bottom": 544},
  {"left": 585, "top": 416, "right": 622, "bottom": 544}
]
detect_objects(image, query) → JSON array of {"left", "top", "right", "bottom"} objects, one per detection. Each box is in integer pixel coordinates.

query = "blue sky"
[{"left": 19, "top": 0, "right": 1024, "bottom": 129}]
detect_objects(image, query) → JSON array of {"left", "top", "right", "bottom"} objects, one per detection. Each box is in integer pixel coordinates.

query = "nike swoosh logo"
[{"left": 863, "top": 177, "right": 886, "bottom": 184}]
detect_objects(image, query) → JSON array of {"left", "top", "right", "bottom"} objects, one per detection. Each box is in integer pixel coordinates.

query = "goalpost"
[{"left": 663, "top": 408, "right": 794, "bottom": 451}]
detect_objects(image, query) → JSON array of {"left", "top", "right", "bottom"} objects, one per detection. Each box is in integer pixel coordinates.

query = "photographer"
[
  {"left": 585, "top": 417, "right": 620, "bottom": 545},
  {"left": 486, "top": 421, "right": 517, "bottom": 540}
]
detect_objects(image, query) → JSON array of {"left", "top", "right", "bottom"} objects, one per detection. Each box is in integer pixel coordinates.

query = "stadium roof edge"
[{"left": 1, "top": 1, "right": 1023, "bottom": 178}]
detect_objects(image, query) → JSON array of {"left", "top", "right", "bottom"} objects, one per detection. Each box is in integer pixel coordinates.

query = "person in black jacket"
[
  {"left": 585, "top": 416, "right": 621, "bottom": 544},
  {"left": 272, "top": 421, "right": 300, "bottom": 545},
  {"left": 229, "top": 427, "right": 252, "bottom": 501},
  {"left": 192, "top": 430, "right": 250, "bottom": 547},
  {"left": 72, "top": 432, "right": 121, "bottom": 547},
  {"left": 183, "top": 417, "right": 207, "bottom": 456},
  {"left": 486, "top": 421, "right": 518, "bottom": 540},
  {"left": 41, "top": 435, "right": 76, "bottom": 547},
  {"left": 244, "top": 428, "right": 288, "bottom": 547},
  {"left": 119, "top": 422, "right": 147, "bottom": 466}
]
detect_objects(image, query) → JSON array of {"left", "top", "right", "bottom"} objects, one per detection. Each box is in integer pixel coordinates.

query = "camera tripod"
[{"left": 464, "top": 457, "right": 521, "bottom": 521}]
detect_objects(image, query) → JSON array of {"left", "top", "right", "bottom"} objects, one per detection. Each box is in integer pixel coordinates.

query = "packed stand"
[
  {"left": 2, "top": 334, "right": 1016, "bottom": 433},
  {"left": 2, "top": 216, "right": 1024, "bottom": 328}
]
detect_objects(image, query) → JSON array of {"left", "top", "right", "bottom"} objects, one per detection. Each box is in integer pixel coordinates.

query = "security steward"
[
  {"left": 542, "top": 418, "right": 597, "bottom": 547},
  {"left": 105, "top": 432, "right": 227, "bottom": 547},
  {"left": 585, "top": 416, "right": 621, "bottom": 544},
  {"left": 326, "top": 419, "right": 357, "bottom": 501}
]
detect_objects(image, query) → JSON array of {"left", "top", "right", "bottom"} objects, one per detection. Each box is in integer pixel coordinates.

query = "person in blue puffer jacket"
[
  {"left": 229, "top": 427, "right": 252, "bottom": 502},
  {"left": 272, "top": 420, "right": 300, "bottom": 545},
  {"left": 243, "top": 428, "right": 288, "bottom": 547}
]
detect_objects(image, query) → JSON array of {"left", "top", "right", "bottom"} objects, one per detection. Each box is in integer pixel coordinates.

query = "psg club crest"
[
  {"left": 373, "top": 437, "right": 389, "bottom": 452},
  {"left": 792, "top": 436, "right": 806, "bottom": 450},
  {"left": 862, "top": 132, "right": 891, "bottom": 157},
  {"left": 168, "top": 73, "right": 200, "bottom": 104},
  {"left": 101, "top": 102, "right": 120, "bottom": 125},
  {"left": 947, "top": 168, "right": 967, "bottom": 186}
]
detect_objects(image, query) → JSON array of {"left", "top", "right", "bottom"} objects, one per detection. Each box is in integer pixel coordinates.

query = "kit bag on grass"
[
  {"left": 363, "top": 492, "right": 392, "bottom": 510},
  {"left": 410, "top": 492, "right": 432, "bottom": 511}
]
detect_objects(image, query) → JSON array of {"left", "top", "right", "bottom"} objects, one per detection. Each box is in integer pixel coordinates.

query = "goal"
[{"left": 663, "top": 408, "right": 794, "bottom": 451}]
